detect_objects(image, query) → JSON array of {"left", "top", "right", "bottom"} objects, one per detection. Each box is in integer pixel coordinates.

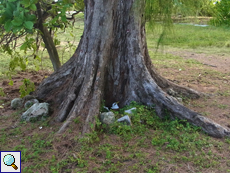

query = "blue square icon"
[{"left": 0, "top": 151, "right": 21, "bottom": 173}]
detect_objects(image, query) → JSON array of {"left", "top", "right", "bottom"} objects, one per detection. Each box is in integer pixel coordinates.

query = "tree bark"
[
  {"left": 35, "top": 0, "right": 230, "bottom": 138},
  {"left": 36, "top": 3, "right": 61, "bottom": 71}
]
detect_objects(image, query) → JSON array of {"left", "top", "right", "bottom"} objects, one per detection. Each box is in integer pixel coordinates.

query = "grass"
[
  {"left": 146, "top": 23, "right": 230, "bottom": 80},
  {"left": 1, "top": 102, "right": 230, "bottom": 172},
  {"left": 147, "top": 23, "right": 230, "bottom": 49},
  {"left": 0, "top": 16, "right": 230, "bottom": 172}
]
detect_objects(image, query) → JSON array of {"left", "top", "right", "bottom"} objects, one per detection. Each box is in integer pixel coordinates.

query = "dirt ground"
[
  {"left": 160, "top": 50, "right": 230, "bottom": 129},
  {"left": 0, "top": 71, "right": 51, "bottom": 120},
  {"left": 167, "top": 50, "right": 230, "bottom": 73},
  {"left": 0, "top": 51, "right": 230, "bottom": 131}
]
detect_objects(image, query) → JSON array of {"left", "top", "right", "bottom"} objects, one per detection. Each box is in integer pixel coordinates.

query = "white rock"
[
  {"left": 124, "top": 107, "right": 136, "bottom": 115},
  {"left": 117, "top": 115, "right": 132, "bottom": 125},
  {"left": 21, "top": 103, "right": 49, "bottom": 122},
  {"left": 103, "top": 106, "right": 110, "bottom": 112}
]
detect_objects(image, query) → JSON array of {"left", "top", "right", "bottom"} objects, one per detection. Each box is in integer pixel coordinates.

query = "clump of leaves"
[
  {"left": 210, "top": 0, "right": 230, "bottom": 26},
  {"left": 19, "top": 78, "right": 35, "bottom": 98}
]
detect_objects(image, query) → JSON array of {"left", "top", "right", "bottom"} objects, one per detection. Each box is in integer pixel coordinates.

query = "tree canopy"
[{"left": 0, "top": 0, "right": 84, "bottom": 71}]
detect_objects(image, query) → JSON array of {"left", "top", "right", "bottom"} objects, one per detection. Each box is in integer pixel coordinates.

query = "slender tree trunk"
[
  {"left": 35, "top": 0, "right": 230, "bottom": 137},
  {"left": 36, "top": 3, "right": 61, "bottom": 71}
]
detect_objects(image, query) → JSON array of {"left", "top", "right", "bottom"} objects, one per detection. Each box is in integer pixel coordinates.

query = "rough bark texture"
[
  {"left": 35, "top": 0, "right": 230, "bottom": 137},
  {"left": 36, "top": 3, "right": 61, "bottom": 71}
]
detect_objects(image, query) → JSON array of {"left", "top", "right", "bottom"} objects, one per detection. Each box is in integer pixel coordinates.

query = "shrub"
[{"left": 210, "top": 0, "right": 230, "bottom": 26}]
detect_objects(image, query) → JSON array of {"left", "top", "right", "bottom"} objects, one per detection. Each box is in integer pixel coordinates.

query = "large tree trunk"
[{"left": 35, "top": 0, "right": 230, "bottom": 137}]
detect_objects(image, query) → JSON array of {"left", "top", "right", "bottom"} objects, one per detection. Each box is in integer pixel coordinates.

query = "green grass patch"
[
  {"left": 147, "top": 23, "right": 230, "bottom": 49},
  {"left": 0, "top": 102, "right": 229, "bottom": 172}
]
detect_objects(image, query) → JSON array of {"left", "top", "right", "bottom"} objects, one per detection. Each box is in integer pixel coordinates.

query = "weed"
[
  {"left": 217, "top": 104, "right": 228, "bottom": 109},
  {"left": 218, "top": 90, "right": 230, "bottom": 97},
  {"left": 201, "top": 111, "right": 211, "bottom": 116},
  {"left": 19, "top": 78, "right": 35, "bottom": 97},
  {"left": 73, "top": 117, "right": 80, "bottom": 124},
  {"left": 0, "top": 87, "right": 6, "bottom": 96}
]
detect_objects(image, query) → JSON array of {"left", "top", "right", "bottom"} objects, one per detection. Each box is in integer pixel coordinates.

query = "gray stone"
[
  {"left": 103, "top": 106, "right": 110, "bottom": 112},
  {"left": 22, "top": 95, "right": 35, "bottom": 102},
  {"left": 176, "top": 97, "right": 183, "bottom": 104},
  {"left": 124, "top": 107, "right": 136, "bottom": 115},
  {"left": 117, "top": 115, "right": 132, "bottom": 125},
  {"left": 99, "top": 112, "right": 115, "bottom": 125},
  {"left": 21, "top": 103, "right": 49, "bottom": 122},
  {"left": 167, "top": 88, "right": 177, "bottom": 96},
  {"left": 24, "top": 99, "right": 39, "bottom": 109},
  {"left": 11, "top": 98, "right": 23, "bottom": 109}
]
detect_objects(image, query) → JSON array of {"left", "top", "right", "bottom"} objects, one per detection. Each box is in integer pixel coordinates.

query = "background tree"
[
  {"left": 0, "top": 0, "right": 84, "bottom": 71},
  {"left": 33, "top": 0, "right": 230, "bottom": 138},
  {"left": 210, "top": 0, "right": 230, "bottom": 26}
]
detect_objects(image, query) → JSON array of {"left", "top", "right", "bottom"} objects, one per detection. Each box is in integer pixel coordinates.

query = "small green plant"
[
  {"left": 19, "top": 78, "right": 35, "bottom": 98},
  {"left": 225, "top": 41, "right": 230, "bottom": 48},
  {"left": 217, "top": 104, "right": 228, "bottom": 109},
  {"left": 201, "top": 111, "right": 211, "bottom": 116},
  {"left": 0, "top": 88, "right": 6, "bottom": 97},
  {"left": 218, "top": 90, "right": 230, "bottom": 97},
  {"left": 73, "top": 117, "right": 80, "bottom": 124}
]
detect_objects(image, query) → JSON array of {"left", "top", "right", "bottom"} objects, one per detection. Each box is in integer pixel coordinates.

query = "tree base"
[{"left": 35, "top": 0, "right": 230, "bottom": 138}]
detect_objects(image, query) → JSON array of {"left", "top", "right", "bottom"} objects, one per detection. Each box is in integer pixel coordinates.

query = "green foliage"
[
  {"left": 0, "top": 0, "right": 37, "bottom": 33},
  {"left": 0, "top": 0, "right": 84, "bottom": 73},
  {"left": 20, "top": 36, "right": 37, "bottom": 53},
  {"left": 210, "top": 0, "right": 230, "bottom": 26},
  {"left": 172, "top": 0, "right": 214, "bottom": 16},
  {"left": 0, "top": 87, "right": 6, "bottom": 97},
  {"left": 9, "top": 52, "right": 27, "bottom": 71},
  {"left": 100, "top": 102, "right": 203, "bottom": 148},
  {"left": 145, "top": 0, "right": 213, "bottom": 24},
  {"left": 73, "top": 0, "right": 84, "bottom": 12},
  {"left": 19, "top": 78, "right": 35, "bottom": 97}
]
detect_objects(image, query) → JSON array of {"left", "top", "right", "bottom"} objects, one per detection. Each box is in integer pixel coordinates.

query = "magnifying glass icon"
[{"left": 3, "top": 154, "right": 18, "bottom": 170}]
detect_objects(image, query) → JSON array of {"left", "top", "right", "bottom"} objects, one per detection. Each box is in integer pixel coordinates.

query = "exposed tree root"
[{"left": 35, "top": 0, "right": 230, "bottom": 138}]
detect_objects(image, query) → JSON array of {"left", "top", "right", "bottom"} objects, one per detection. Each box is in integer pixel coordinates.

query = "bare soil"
[
  {"left": 0, "top": 70, "right": 51, "bottom": 120},
  {"left": 167, "top": 50, "right": 230, "bottom": 73},
  {"left": 157, "top": 50, "right": 230, "bottom": 129}
]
